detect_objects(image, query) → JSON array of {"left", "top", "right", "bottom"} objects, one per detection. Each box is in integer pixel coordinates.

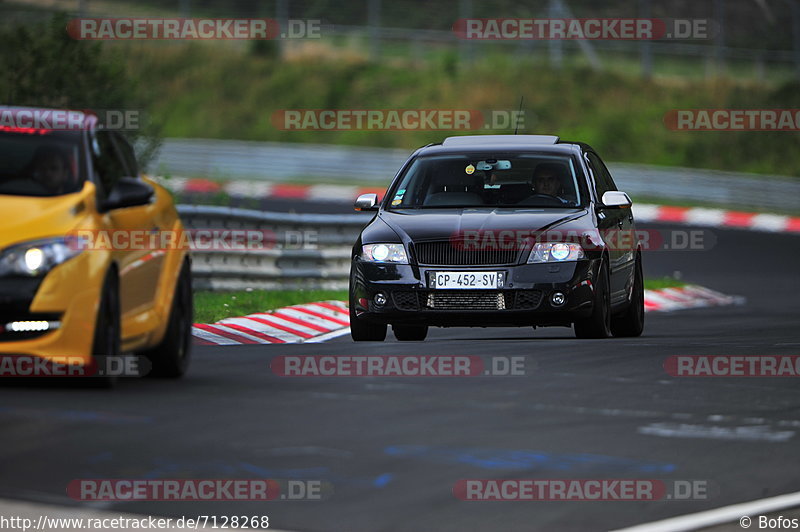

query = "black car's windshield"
[
  {"left": 0, "top": 130, "right": 84, "bottom": 197},
  {"left": 388, "top": 154, "right": 583, "bottom": 209}
]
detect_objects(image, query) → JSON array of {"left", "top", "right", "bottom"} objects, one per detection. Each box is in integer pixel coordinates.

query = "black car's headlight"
[
  {"left": 527, "top": 242, "right": 584, "bottom": 263},
  {"left": 361, "top": 243, "right": 408, "bottom": 264},
  {"left": 0, "top": 237, "right": 83, "bottom": 277}
]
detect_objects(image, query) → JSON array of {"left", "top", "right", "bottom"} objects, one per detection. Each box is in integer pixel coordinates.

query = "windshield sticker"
[
  {"left": 465, "top": 164, "right": 475, "bottom": 175},
  {"left": 391, "top": 198, "right": 402, "bottom": 206}
]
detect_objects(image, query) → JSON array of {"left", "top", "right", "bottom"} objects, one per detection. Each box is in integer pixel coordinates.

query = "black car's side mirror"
[
  {"left": 354, "top": 193, "right": 379, "bottom": 211},
  {"left": 598, "top": 191, "right": 632, "bottom": 210},
  {"left": 101, "top": 177, "right": 154, "bottom": 211}
]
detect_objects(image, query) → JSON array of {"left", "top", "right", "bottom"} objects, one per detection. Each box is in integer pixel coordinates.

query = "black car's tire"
[
  {"left": 393, "top": 324, "right": 428, "bottom": 341},
  {"left": 144, "top": 260, "right": 193, "bottom": 378},
  {"left": 349, "top": 303, "right": 386, "bottom": 342},
  {"left": 89, "top": 269, "right": 121, "bottom": 387},
  {"left": 574, "top": 261, "right": 612, "bottom": 339},
  {"left": 611, "top": 254, "right": 645, "bottom": 338}
]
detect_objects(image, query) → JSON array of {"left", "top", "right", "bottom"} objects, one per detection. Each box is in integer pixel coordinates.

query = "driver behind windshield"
[
  {"left": 532, "top": 163, "right": 569, "bottom": 204},
  {"left": 29, "top": 145, "right": 73, "bottom": 194}
]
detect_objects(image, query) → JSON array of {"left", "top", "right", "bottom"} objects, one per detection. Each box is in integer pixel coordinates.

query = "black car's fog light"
[
  {"left": 374, "top": 292, "right": 388, "bottom": 307},
  {"left": 550, "top": 292, "right": 567, "bottom": 307}
]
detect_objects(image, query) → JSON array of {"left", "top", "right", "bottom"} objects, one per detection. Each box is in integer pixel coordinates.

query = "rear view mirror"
[
  {"left": 102, "top": 177, "right": 154, "bottom": 211},
  {"left": 600, "top": 191, "right": 632, "bottom": 209},
  {"left": 354, "top": 193, "right": 379, "bottom": 211}
]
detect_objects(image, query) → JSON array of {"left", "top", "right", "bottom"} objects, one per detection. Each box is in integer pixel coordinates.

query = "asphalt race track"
[{"left": 1, "top": 222, "right": 798, "bottom": 532}]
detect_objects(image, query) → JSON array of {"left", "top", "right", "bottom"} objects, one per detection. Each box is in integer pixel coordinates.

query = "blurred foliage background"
[{"left": 0, "top": 0, "right": 798, "bottom": 176}]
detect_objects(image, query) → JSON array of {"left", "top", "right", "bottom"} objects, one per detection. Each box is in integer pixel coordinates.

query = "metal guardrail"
[
  {"left": 156, "top": 139, "right": 800, "bottom": 212},
  {"left": 178, "top": 205, "right": 367, "bottom": 290}
]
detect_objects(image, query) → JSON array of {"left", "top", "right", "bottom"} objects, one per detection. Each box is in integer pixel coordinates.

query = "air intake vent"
[{"left": 414, "top": 241, "right": 517, "bottom": 266}]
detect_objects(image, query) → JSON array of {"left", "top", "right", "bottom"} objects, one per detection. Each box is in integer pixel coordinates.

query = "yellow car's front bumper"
[{"left": 0, "top": 250, "right": 106, "bottom": 365}]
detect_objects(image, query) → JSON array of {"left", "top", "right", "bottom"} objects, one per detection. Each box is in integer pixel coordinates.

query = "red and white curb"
[
  {"left": 632, "top": 204, "right": 800, "bottom": 234},
  {"left": 644, "top": 284, "right": 745, "bottom": 313},
  {"left": 192, "top": 287, "right": 743, "bottom": 345},
  {"left": 192, "top": 301, "right": 350, "bottom": 346},
  {"left": 162, "top": 177, "right": 800, "bottom": 235},
  {"left": 164, "top": 177, "right": 385, "bottom": 205}
]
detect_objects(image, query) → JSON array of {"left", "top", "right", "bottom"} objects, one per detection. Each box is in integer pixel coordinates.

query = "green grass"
[
  {"left": 194, "top": 289, "right": 348, "bottom": 324},
  {"left": 644, "top": 277, "right": 688, "bottom": 291}
]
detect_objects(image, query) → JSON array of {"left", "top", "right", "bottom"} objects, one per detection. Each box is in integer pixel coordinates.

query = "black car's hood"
[{"left": 378, "top": 208, "right": 589, "bottom": 242}]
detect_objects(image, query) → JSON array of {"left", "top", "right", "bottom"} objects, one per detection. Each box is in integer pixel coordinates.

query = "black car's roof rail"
[{"left": 442, "top": 134, "right": 559, "bottom": 147}]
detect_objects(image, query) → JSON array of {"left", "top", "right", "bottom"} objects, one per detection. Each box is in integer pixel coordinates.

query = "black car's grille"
[
  {"left": 414, "top": 241, "right": 518, "bottom": 266},
  {"left": 391, "top": 290, "right": 543, "bottom": 311},
  {"left": 392, "top": 291, "right": 420, "bottom": 311},
  {"left": 425, "top": 291, "right": 509, "bottom": 310},
  {"left": 515, "top": 290, "right": 544, "bottom": 309}
]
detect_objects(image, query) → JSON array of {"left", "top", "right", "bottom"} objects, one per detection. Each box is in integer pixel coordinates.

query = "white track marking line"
[
  {"left": 612, "top": 490, "right": 800, "bottom": 532},
  {"left": 304, "top": 327, "right": 352, "bottom": 343}
]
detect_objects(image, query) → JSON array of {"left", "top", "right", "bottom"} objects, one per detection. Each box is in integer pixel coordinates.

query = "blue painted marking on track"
[
  {"left": 383, "top": 445, "right": 676, "bottom": 473},
  {"left": 373, "top": 473, "right": 394, "bottom": 487}
]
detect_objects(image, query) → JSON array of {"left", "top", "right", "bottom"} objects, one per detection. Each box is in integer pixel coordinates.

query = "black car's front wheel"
[
  {"left": 574, "top": 261, "right": 611, "bottom": 339},
  {"left": 393, "top": 324, "right": 428, "bottom": 341},
  {"left": 611, "top": 253, "right": 645, "bottom": 338},
  {"left": 349, "top": 296, "right": 387, "bottom": 341}
]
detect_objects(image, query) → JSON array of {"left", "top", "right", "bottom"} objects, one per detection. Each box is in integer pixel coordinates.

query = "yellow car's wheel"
[
  {"left": 89, "top": 270, "right": 121, "bottom": 388},
  {"left": 145, "top": 260, "right": 192, "bottom": 378}
]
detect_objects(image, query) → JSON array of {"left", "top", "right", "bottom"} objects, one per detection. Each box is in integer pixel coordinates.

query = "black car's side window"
[
  {"left": 92, "top": 130, "right": 127, "bottom": 196},
  {"left": 586, "top": 152, "right": 617, "bottom": 200}
]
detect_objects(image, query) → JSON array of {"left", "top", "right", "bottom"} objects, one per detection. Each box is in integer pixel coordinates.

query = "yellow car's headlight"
[{"left": 0, "top": 237, "right": 83, "bottom": 276}]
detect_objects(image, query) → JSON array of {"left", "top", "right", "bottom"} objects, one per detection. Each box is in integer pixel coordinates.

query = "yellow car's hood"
[{"left": 0, "top": 188, "right": 93, "bottom": 249}]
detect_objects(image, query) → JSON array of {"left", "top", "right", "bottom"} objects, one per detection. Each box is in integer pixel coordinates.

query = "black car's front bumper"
[{"left": 350, "top": 259, "right": 601, "bottom": 327}]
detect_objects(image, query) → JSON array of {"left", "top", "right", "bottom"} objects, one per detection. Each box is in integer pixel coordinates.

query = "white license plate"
[{"left": 432, "top": 271, "right": 499, "bottom": 289}]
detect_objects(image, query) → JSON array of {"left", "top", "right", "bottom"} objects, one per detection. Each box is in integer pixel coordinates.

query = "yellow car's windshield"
[{"left": 0, "top": 130, "right": 85, "bottom": 197}]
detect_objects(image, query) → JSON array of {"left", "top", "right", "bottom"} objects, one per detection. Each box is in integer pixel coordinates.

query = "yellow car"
[{"left": 0, "top": 108, "right": 191, "bottom": 379}]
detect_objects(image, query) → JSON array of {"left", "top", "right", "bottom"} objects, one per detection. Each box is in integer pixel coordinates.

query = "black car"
[{"left": 349, "top": 135, "right": 644, "bottom": 341}]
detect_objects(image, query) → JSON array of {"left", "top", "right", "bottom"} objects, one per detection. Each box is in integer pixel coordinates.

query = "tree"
[{"left": 0, "top": 13, "right": 161, "bottom": 169}]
